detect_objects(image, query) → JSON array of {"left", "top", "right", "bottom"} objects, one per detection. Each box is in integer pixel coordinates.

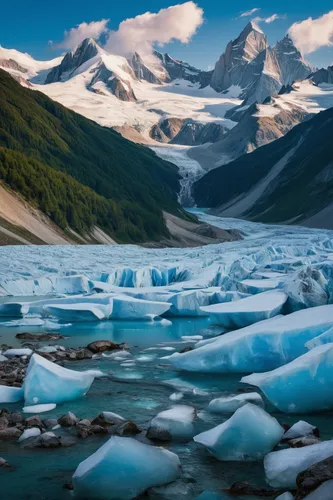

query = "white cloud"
[
  {"left": 288, "top": 10, "right": 333, "bottom": 54},
  {"left": 56, "top": 20, "right": 109, "bottom": 50},
  {"left": 240, "top": 8, "right": 260, "bottom": 18},
  {"left": 105, "top": 2, "right": 204, "bottom": 57},
  {"left": 253, "top": 13, "right": 284, "bottom": 24}
]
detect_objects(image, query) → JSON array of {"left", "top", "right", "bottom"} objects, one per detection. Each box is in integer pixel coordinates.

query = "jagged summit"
[{"left": 273, "top": 34, "right": 312, "bottom": 86}]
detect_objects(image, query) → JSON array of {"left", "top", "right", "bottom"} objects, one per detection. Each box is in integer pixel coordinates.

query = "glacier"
[
  {"left": 242, "top": 343, "right": 333, "bottom": 413},
  {"left": 72, "top": 436, "right": 182, "bottom": 499},
  {"left": 194, "top": 403, "right": 284, "bottom": 461},
  {"left": 200, "top": 290, "right": 287, "bottom": 328},
  {"left": 24, "top": 353, "right": 96, "bottom": 405}
]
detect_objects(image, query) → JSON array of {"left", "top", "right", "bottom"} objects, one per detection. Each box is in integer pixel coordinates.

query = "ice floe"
[
  {"left": 23, "top": 403, "right": 57, "bottom": 413},
  {"left": 0, "top": 385, "right": 24, "bottom": 403},
  {"left": 110, "top": 295, "right": 170, "bottom": 320},
  {"left": 72, "top": 436, "right": 182, "bottom": 499},
  {"left": 207, "top": 392, "right": 264, "bottom": 414},
  {"left": 194, "top": 403, "right": 283, "bottom": 461},
  {"left": 24, "top": 354, "right": 96, "bottom": 405},
  {"left": 242, "top": 343, "right": 333, "bottom": 413}
]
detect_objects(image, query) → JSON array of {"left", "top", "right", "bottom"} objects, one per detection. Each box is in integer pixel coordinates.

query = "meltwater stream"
[{"left": 1, "top": 213, "right": 333, "bottom": 499}]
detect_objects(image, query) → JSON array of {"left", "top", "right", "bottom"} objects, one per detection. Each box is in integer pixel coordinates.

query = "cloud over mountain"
[
  {"left": 289, "top": 10, "right": 333, "bottom": 54},
  {"left": 55, "top": 20, "right": 109, "bottom": 50},
  {"left": 105, "top": 1, "right": 204, "bottom": 57}
]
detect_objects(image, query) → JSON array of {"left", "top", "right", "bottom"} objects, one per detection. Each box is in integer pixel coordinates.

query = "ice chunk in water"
[
  {"left": 148, "top": 405, "right": 196, "bottom": 441},
  {"left": 4, "top": 348, "right": 33, "bottom": 357},
  {"left": 18, "top": 427, "right": 41, "bottom": 442},
  {"left": 44, "top": 303, "right": 111, "bottom": 322},
  {"left": 242, "top": 343, "right": 333, "bottom": 413},
  {"left": 23, "top": 403, "right": 57, "bottom": 413},
  {"left": 201, "top": 291, "right": 287, "bottom": 328},
  {"left": 0, "top": 385, "right": 24, "bottom": 403},
  {"left": 276, "top": 494, "right": 294, "bottom": 500},
  {"left": 110, "top": 296, "right": 170, "bottom": 320},
  {"left": 72, "top": 436, "right": 182, "bottom": 499},
  {"left": 24, "top": 354, "right": 95, "bottom": 405},
  {"left": 264, "top": 440, "right": 333, "bottom": 488},
  {"left": 283, "top": 421, "right": 317, "bottom": 440},
  {"left": 169, "top": 305, "right": 333, "bottom": 373},
  {"left": 194, "top": 403, "right": 283, "bottom": 461},
  {"left": 208, "top": 393, "right": 264, "bottom": 414}
]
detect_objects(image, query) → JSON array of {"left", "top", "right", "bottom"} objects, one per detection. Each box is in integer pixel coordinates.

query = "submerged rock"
[
  {"left": 228, "top": 482, "right": 284, "bottom": 497},
  {"left": 0, "top": 457, "right": 13, "bottom": 469},
  {"left": 295, "top": 456, "right": 333, "bottom": 499}
]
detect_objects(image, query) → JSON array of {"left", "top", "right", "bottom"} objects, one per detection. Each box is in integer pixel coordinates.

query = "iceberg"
[
  {"left": 264, "top": 440, "right": 333, "bottom": 488},
  {"left": 201, "top": 291, "right": 287, "bottom": 328},
  {"left": 194, "top": 403, "right": 283, "bottom": 461},
  {"left": 0, "top": 385, "right": 24, "bottom": 403},
  {"left": 283, "top": 421, "right": 317, "bottom": 440},
  {"left": 167, "top": 290, "right": 211, "bottom": 316},
  {"left": 275, "top": 494, "right": 294, "bottom": 500},
  {"left": 72, "top": 436, "right": 182, "bottom": 499},
  {"left": 147, "top": 405, "right": 196, "bottom": 441},
  {"left": 0, "top": 302, "right": 29, "bottom": 318},
  {"left": 208, "top": 392, "right": 264, "bottom": 414},
  {"left": 110, "top": 296, "right": 170, "bottom": 320},
  {"left": 284, "top": 267, "right": 328, "bottom": 312},
  {"left": 44, "top": 303, "right": 112, "bottom": 322},
  {"left": 242, "top": 343, "right": 333, "bottom": 413},
  {"left": 24, "top": 354, "right": 95, "bottom": 405},
  {"left": 168, "top": 305, "right": 333, "bottom": 373}
]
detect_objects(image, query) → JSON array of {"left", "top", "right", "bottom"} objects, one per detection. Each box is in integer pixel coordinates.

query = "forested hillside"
[{"left": 0, "top": 69, "right": 186, "bottom": 243}]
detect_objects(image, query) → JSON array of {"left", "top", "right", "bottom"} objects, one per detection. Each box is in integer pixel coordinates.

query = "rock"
[
  {"left": 115, "top": 421, "right": 141, "bottom": 436},
  {"left": 295, "top": 456, "right": 333, "bottom": 499},
  {"left": 63, "top": 482, "right": 73, "bottom": 491},
  {"left": 75, "top": 349, "right": 93, "bottom": 360},
  {"left": 25, "top": 416, "right": 43, "bottom": 429},
  {"left": 146, "top": 426, "right": 173, "bottom": 441},
  {"left": 16, "top": 333, "right": 64, "bottom": 341},
  {"left": 58, "top": 412, "right": 79, "bottom": 427},
  {"left": 148, "top": 479, "right": 196, "bottom": 499},
  {"left": 228, "top": 482, "right": 284, "bottom": 497},
  {"left": 91, "top": 425, "right": 108, "bottom": 435},
  {"left": 6, "top": 412, "right": 24, "bottom": 425},
  {"left": 25, "top": 432, "right": 61, "bottom": 449},
  {"left": 76, "top": 419, "right": 93, "bottom": 438},
  {"left": 60, "top": 435, "right": 78, "bottom": 447},
  {"left": 87, "top": 340, "right": 126, "bottom": 354},
  {"left": 0, "top": 416, "right": 9, "bottom": 429},
  {"left": 179, "top": 346, "right": 194, "bottom": 354},
  {"left": 91, "top": 412, "right": 125, "bottom": 427},
  {"left": 0, "top": 427, "right": 22, "bottom": 441},
  {"left": 43, "top": 419, "right": 59, "bottom": 429},
  {"left": 288, "top": 437, "right": 321, "bottom": 448},
  {"left": 0, "top": 457, "right": 12, "bottom": 469}
]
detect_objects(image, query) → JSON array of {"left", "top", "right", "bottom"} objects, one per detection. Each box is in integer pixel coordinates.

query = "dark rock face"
[
  {"left": 211, "top": 22, "right": 268, "bottom": 93},
  {"left": 274, "top": 34, "right": 312, "bottom": 86},
  {"left": 16, "top": 332, "right": 64, "bottom": 341},
  {"left": 130, "top": 53, "right": 162, "bottom": 84},
  {"left": 153, "top": 51, "right": 212, "bottom": 87},
  {"left": 310, "top": 65, "right": 333, "bottom": 85},
  {"left": 89, "top": 62, "right": 137, "bottom": 102},
  {"left": 150, "top": 118, "right": 186, "bottom": 143},
  {"left": 296, "top": 457, "right": 333, "bottom": 499},
  {"left": 46, "top": 38, "right": 100, "bottom": 83},
  {"left": 150, "top": 118, "right": 227, "bottom": 146}
]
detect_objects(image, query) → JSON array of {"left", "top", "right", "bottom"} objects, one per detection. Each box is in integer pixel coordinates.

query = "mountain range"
[{"left": 0, "top": 20, "right": 333, "bottom": 237}]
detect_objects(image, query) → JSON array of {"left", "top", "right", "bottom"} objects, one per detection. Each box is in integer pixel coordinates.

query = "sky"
[{"left": 1, "top": 0, "right": 333, "bottom": 70}]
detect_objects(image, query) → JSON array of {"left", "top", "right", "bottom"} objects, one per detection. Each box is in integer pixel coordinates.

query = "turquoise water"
[{"left": 1, "top": 317, "right": 333, "bottom": 499}]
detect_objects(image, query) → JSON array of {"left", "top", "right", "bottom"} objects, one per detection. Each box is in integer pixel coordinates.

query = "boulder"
[
  {"left": 0, "top": 427, "right": 22, "bottom": 441},
  {"left": 25, "top": 432, "right": 61, "bottom": 448},
  {"left": 87, "top": 341, "right": 126, "bottom": 354},
  {"left": 295, "top": 456, "right": 333, "bottom": 499},
  {"left": 25, "top": 416, "right": 43, "bottom": 429},
  {"left": 58, "top": 412, "right": 79, "bottom": 427}
]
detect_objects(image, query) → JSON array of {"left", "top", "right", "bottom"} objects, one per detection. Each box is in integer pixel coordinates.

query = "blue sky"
[{"left": 1, "top": 1, "right": 333, "bottom": 69}]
